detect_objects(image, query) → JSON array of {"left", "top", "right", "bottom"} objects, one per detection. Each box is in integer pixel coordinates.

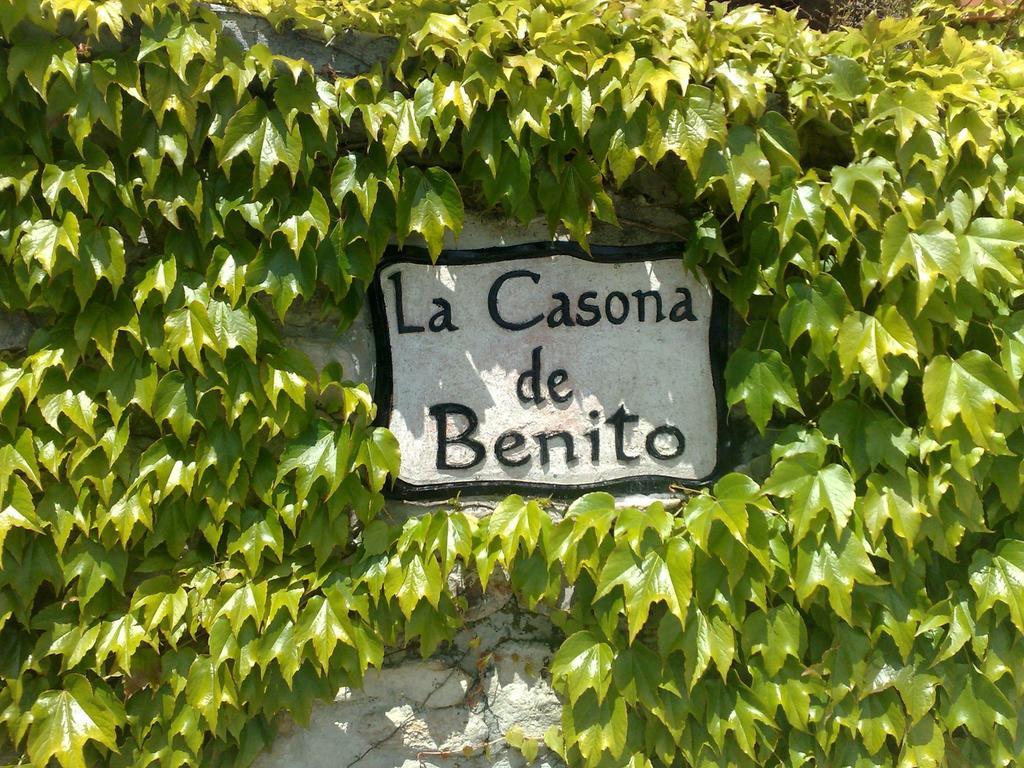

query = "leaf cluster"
[{"left": 1, "top": 0, "right": 1024, "bottom": 766}]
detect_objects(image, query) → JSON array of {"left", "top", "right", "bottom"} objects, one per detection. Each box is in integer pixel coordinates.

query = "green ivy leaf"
[
  {"left": 20, "top": 214, "right": 80, "bottom": 273},
  {"left": 486, "top": 495, "right": 547, "bottom": 565},
  {"left": 186, "top": 656, "right": 225, "bottom": 730},
  {"left": 219, "top": 99, "right": 303, "bottom": 191},
  {"left": 296, "top": 593, "right": 359, "bottom": 671},
  {"left": 880, "top": 215, "right": 959, "bottom": 309},
  {"left": 276, "top": 422, "right": 342, "bottom": 504},
  {"left": 673, "top": 85, "right": 727, "bottom": 171},
  {"left": 794, "top": 530, "right": 883, "bottom": 623},
  {"left": 356, "top": 427, "right": 400, "bottom": 494},
  {"left": 396, "top": 167, "right": 464, "bottom": 259},
  {"left": 551, "top": 631, "right": 614, "bottom": 705},
  {"left": 63, "top": 540, "right": 127, "bottom": 607},
  {"left": 923, "top": 351, "right": 1022, "bottom": 450},
  {"left": 39, "top": 389, "right": 98, "bottom": 440},
  {"left": 743, "top": 604, "right": 804, "bottom": 676},
  {"left": 611, "top": 642, "right": 661, "bottom": 707},
  {"left": 152, "top": 371, "right": 198, "bottom": 444},
  {"left": 276, "top": 188, "right": 331, "bottom": 256},
  {"left": 537, "top": 153, "right": 615, "bottom": 243},
  {"left": 725, "top": 349, "right": 802, "bottom": 433},
  {"left": 871, "top": 87, "right": 939, "bottom": 143},
  {"left": 28, "top": 675, "right": 125, "bottom": 768},
  {"left": 722, "top": 125, "right": 771, "bottom": 216},
  {"left": 384, "top": 552, "right": 443, "bottom": 618},
  {"left": 595, "top": 539, "right": 693, "bottom": 641},
  {"left": 227, "top": 509, "right": 285, "bottom": 574},
  {"left": 680, "top": 607, "right": 735, "bottom": 688},
  {"left": 956, "top": 217, "right": 1024, "bottom": 288},
  {"left": 778, "top": 275, "right": 849, "bottom": 360},
  {"left": 837, "top": 308, "right": 917, "bottom": 392},
  {"left": 94, "top": 614, "right": 149, "bottom": 673},
  {"left": 824, "top": 55, "right": 868, "bottom": 101},
  {"left": 208, "top": 300, "right": 258, "bottom": 360},
  {"left": 133, "top": 257, "right": 178, "bottom": 309},
  {"left": 331, "top": 153, "right": 380, "bottom": 220},
  {"left": 858, "top": 692, "right": 905, "bottom": 755},
  {"left": 215, "top": 582, "right": 267, "bottom": 639},
  {"left": 0, "top": 154, "right": 40, "bottom": 201},
  {"left": 682, "top": 473, "right": 760, "bottom": 549},
  {"left": 41, "top": 164, "right": 90, "bottom": 210},
  {"left": 969, "top": 540, "right": 1024, "bottom": 633},
  {"left": 774, "top": 179, "right": 824, "bottom": 247},
  {"left": 819, "top": 401, "right": 910, "bottom": 479},
  {"left": 0, "top": 477, "right": 43, "bottom": 551},
  {"left": 564, "top": 691, "right": 629, "bottom": 762}
]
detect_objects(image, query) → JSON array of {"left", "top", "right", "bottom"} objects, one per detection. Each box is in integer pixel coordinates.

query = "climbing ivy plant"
[{"left": 1, "top": 0, "right": 1024, "bottom": 765}]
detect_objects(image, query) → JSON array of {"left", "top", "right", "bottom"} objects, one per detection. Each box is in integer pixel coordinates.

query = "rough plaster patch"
[
  {"left": 254, "top": 607, "right": 563, "bottom": 768},
  {"left": 481, "top": 643, "right": 563, "bottom": 741}
]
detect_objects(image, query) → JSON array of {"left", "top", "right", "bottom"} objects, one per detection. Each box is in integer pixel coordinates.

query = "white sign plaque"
[{"left": 369, "top": 245, "right": 724, "bottom": 498}]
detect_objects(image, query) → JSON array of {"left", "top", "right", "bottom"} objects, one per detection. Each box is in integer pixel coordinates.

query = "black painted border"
[{"left": 367, "top": 241, "right": 732, "bottom": 500}]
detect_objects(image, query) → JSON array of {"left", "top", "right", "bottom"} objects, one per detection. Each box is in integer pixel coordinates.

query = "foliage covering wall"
[{"left": 1, "top": 0, "right": 1024, "bottom": 765}]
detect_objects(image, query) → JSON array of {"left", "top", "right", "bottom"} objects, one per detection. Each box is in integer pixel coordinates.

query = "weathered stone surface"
[
  {"left": 255, "top": 605, "right": 563, "bottom": 768},
  {"left": 206, "top": 3, "right": 398, "bottom": 76}
]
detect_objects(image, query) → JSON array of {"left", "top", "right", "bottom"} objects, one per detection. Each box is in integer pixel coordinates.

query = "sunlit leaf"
[{"left": 28, "top": 675, "right": 124, "bottom": 768}]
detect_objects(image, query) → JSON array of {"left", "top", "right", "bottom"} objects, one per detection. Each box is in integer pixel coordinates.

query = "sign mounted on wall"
[{"left": 369, "top": 243, "right": 727, "bottom": 499}]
